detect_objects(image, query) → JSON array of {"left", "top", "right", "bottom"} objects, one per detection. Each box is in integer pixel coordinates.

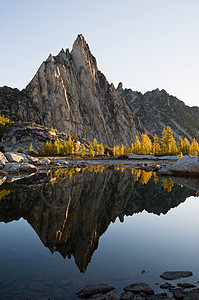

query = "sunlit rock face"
[
  {"left": 0, "top": 167, "right": 196, "bottom": 272},
  {"left": 117, "top": 82, "right": 199, "bottom": 141},
  {"left": 23, "top": 34, "right": 146, "bottom": 146}
]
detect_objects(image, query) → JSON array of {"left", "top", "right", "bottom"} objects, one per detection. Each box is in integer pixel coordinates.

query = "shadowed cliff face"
[{"left": 0, "top": 167, "right": 196, "bottom": 272}]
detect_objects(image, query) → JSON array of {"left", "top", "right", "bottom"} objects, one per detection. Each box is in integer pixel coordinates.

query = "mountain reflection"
[{"left": 0, "top": 166, "right": 198, "bottom": 272}]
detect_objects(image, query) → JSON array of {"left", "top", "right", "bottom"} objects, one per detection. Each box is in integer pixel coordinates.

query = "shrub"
[
  {"left": 17, "top": 148, "right": 23, "bottom": 153},
  {"left": 0, "top": 114, "right": 10, "bottom": 139}
]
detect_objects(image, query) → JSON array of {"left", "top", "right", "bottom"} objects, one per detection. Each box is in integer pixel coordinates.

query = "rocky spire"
[
  {"left": 71, "top": 34, "right": 98, "bottom": 72},
  {"left": 1, "top": 35, "right": 147, "bottom": 146}
]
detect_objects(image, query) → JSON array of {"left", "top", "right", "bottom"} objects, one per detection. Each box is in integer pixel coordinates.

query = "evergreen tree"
[
  {"left": 140, "top": 134, "right": 152, "bottom": 154},
  {"left": 161, "top": 126, "right": 177, "bottom": 155},
  {"left": 93, "top": 138, "right": 99, "bottom": 156},
  {"left": 80, "top": 144, "right": 86, "bottom": 157},
  {"left": 74, "top": 142, "right": 79, "bottom": 155},
  {"left": 134, "top": 136, "right": 141, "bottom": 154},
  {"left": 99, "top": 143, "right": 105, "bottom": 155},
  {"left": 115, "top": 145, "right": 120, "bottom": 156},
  {"left": 190, "top": 138, "right": 199, "bottom": 156},
  {"left": 177, "top": 136, "right": 183, "bottom": 154},
  {"left": 113, "top": 146, "right": 116, "bottom": 157},
  {"left": 120, "top": 144, "right": 125, "bottom": 155},
  {"left": 66, "top": 136, "right": 74, "bottom": 155},
  {"left": 152, "top": 134, "right": 161, "bottom": 155},
  {"left": 28, "top": 143, "right": 34, "bottom": 155},
  {"left": 182, "top": 137, "right": 190, "bottom": 155},
  {"left": 54, "top": 138, "right": 60, "bottom": 155},
  {"left": 88, "top": 143, "right": 94, "bottom": 156}
]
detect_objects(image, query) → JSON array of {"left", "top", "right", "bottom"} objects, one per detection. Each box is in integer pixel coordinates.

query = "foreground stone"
[
  {"left": 124, "top": 282, "right": 154, "bottom": 295},
  {"left": 77, "top": 283, "right": 115, "bottom": 298},
  {"left": 120, "top": 291, "right": 135, "bottom": 299},
  {"left": 19, "top": 163, "right": 38, "bottom": 173},
  {"left": 87, "top": 294, "right": 106, "bottom": 300},
  {"left": 127, "top": 154, "right": 178, "bottom": 161},
  {"left": 160, "top": 283, "right": 173, "bottom": 289},
  {"left": 5, "top": 152, "right": 25, "bottom": 163},
  {"left": 0, "top": 152, "right": 8, "bottom": 167},
  {"left": 2, "top": 162, "right": 37, "bottom": 174},
  {"left": 158, "top": 156, "right": 199, "bottom": 176},
  {"left": 177, "top": 282, "right": 196, "bottom": 289},
  {"left": 160, "top": 271, "right": 193, "bottom": 280}
]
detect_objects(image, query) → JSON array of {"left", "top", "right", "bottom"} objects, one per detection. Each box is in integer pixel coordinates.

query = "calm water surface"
[{"left": 0, "top": 166, "right": 199, "bottom": 299}]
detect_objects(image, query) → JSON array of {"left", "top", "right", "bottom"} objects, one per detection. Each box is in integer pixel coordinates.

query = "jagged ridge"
[{"left": 117, "top": 82, "right": 199, "bottom": 141}]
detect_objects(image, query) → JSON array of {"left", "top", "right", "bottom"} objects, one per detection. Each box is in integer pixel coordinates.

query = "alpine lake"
[{"left": 1, "top": 161, "right": 199, "bottom": 299}]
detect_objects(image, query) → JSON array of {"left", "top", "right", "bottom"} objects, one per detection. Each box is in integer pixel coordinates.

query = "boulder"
[
  {"left": 2, "top": 162, "right": 37, "bottom": 174},
  {"left": 160, "top": 283, "right": 173, "bottom": 289},
  {"left": 124, "top": 282, "right": 154, "bottom": 295},
  {"left": 54, "top": 159, "right": 69, "bottom": 165},
  {"left": 5, "top": 152, "right": 24, "bottom": 163},
  {"left": 127, "top": 154, "right": 157, "bottom": 160},
  {"left": 77, "top": 283, "right": 115, "bottom": 298},
  {"left": 167, "top": 156, "right": 199, "bottom": 175},
  {"left": 158, "top": 156, "right": 178, "bottom": 161},
  {"left": 160, "top": 271, "right": 193, "bottom": 280},
  {"left": 120, "top": 291, "right": 136, "bottom": 299},
  {"left": 177, "top": 283, "right": 196, "bottom": 289},
  {"left": 5, "top": 163, "right": 21, "bottom": 173},
  {"left": 36, "top": 158, "right": 51, "bottom": 165},
  {"left": 0, "top": 176, "right": 7, "bottom": 186},
  {"left": 19, "top": 163, "right": 37, "bottom": 173},
  {"left": 157, "top": 167, "right": 174, "bottom": 176},
  {"left": 0, "top": 152, "right": 8, "bottom": 166}
]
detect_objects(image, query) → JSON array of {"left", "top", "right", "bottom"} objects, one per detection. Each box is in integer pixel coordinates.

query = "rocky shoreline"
[
  {"left": 76, "top": 271, "right": 199, "bottom": 299},
  {"left": 0, "top": 151, "right": 199, "bottom": 183}
]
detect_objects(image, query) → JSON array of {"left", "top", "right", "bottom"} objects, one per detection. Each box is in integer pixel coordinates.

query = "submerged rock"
[
  {"left": 160, "top": 283, "right": 173, "bottom": 289},
  {"left": 177, "top": 282, "right": 196, "bottom": 289},
  {"left": 160, "top": 271, "right": 193, "bottom": 280},
  {"left": 124, "top": 282, "right": 154, "bottom": 295},
  {"left": 120, "top": 291, "right": 136, "bottom": 299},
  {"left": 77, "top": 283, "right": 115, "bottom": 298}
]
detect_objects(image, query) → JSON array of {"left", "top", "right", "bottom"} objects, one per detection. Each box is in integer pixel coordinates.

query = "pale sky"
[{"left": 0, "top": 0, "right": 199, "bottom": 107}]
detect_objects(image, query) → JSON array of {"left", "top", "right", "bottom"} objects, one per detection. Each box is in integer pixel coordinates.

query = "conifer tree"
[
  {"left": 120, "top": 144, "right": 125, "bottom": 155},
  {"left": 28, "top": 143, "right": 34, "bottom": 155},
  {"left": 177, "top": 136, "right": 183, "bottom": 154},
  {"left": 80, "top": 144, "right": 86, "bottom": 157},
  {"left": 161, "top": 126, "right": 177, "bottom": 155},
  {"left": 54, "top": 138, "right": 60, "bottom": 155},
  {"left": 152, "top": 134, "right": 161, "bottom": 155},
  {"left": 113, "top": 146, "right": 116, "bottom": 157},
  {"left": 140, "top": 134, "right": 152, "bottom": 154},
  {"left": 93, "top": 138, "right": 99, "bottom": 156},
  {"left": 134, "top": 136, "right": 141, "bottom": 154},
  {"left": 99, "top": 143, "right": 105, "bottom": 155},
  {"left": 88, "top": 143, "right": 94, "bottom": 156},
  {"left": 74, "top": 142, "right": 79, "bottom": 155},
  {"left": 190, "top": 138, "right": 199, "bottom": 156},
  {"left": 66, "top": 136, "right": 74, "bottom": 155},
  {"left": 182, "top": 137, "right": 190, "bottom": 155},
  {"left": 115, "top": 145, "right": 120, "bottom": 156},
  {"left": 131, "top": 143, "right": 134, "bottom": 153}
]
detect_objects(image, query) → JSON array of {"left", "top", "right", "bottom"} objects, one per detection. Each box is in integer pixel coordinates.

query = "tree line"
[{"left": 28, "top": 126, "right": 199, "bottom": 157}]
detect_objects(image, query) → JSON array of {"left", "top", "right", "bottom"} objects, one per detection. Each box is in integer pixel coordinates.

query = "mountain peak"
[
  {"left": 72, "top": 34, "right": 87, "bottom": 52},
  {"left": 71, "top": 34, "right": 97, "bottom": 72}
]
